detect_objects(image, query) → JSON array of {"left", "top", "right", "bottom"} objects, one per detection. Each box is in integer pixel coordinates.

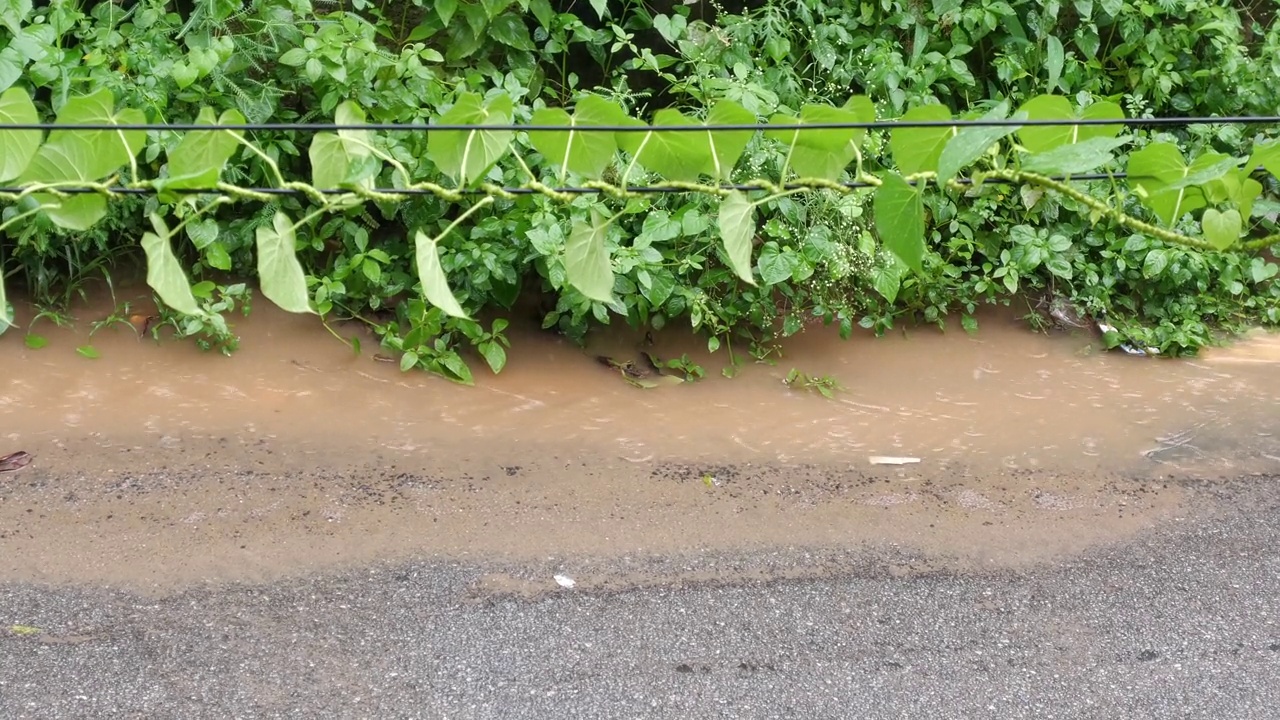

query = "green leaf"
[
  {"left": 564, "top": 209, "right": 615, "bottom": 302},
  {"left": 17, "top": 89, "right": 146, "bottom": 230},
  {"left": 278, "top": 48, "right": 308, "bottom": 66},
  {"left": 255, "top": 211, "right": 315, "bottom": 314},
  {"left": 1201, "top": 208, "right": 1241, "bottom": 251},
  {"left": 427, "top": 92, "right": 514, "bottom": 186},
  {"left": 1020, "top": 134, "right": 1130, "bottom": 175},
  {"left": 1252, "top": 140, "right": 1280, "bottom": 179},
  {"left": 1142, "top": 248, "right": 1171, "bottom": 278},
  {"left": 1045, "top": 36, "right": 1064, "bottom": 89},
  {"left": 704, "top": 99, "right": 755, "bottom": 181},
  {"left": 479, "top": 340, "right": 507, "bottom": 374},
  {"left": 307, "top": 102, "right": 379, "bottom": 189},
  {"left": 765, "top": 101, "right": 873, "bottom": 181},
  {"left": 528, "top": 96, "right": 626, "bottom": 181},
  {"left": 889, "top": 104, "right": 955, "bottom": 176},
  {"left": 141, "top": 216, "right": 206, "bottom": 318},
  {"left": 1128, "top": 143, "right": 1205, "bottom": 226},
  {"left": 640, "top": 268, "right": 675, "bottom": 306},
  {"left": 625, "top": 108, "right": 716, "bottom": 182},
  {"left": 489, "top": 13, "right": 534, "bottom": 50},
  {"left": 413, "top": 229, "right": 469, "bottom": 319},
  {"left": 870, "top": 263, "right": 902, "bottom": 304},
  {"left": 936, "top": 101, "right": 1021, "bottom": 184},
  {"left": 76, "top": 345, "right": 100, "bottom": 359},
  {"left": 159, "top": 107, "right": 245, "bottom": 191},
  {"left": 435, "top": 0, "right": 457, "bottom": 23},
  {"left": 1250, "top": 258, "right": 1279, "bottom": 283},
  {"left": 757, "top": 241, "right": 801, "bottom": 285},
  {"left": 873, "top": 173, "right": 925, "bottom": 274},
  {"left": 24, "top": 334, "right": 48, "bottom": 349},
  {"left": 0, "top": 282, "right": 9, "bottom": 334},
  {"left": 1017, "top": 95, "right": 1124, "bottom": 153},
  {"left": 0, "top": 86, "right": 40, "bottom": 183},
  {"left": 309, "top": 133, "right": 358, "bottom": 188},
  {"left": 717, "top": 191, "right": 757, "bottom": 284}
]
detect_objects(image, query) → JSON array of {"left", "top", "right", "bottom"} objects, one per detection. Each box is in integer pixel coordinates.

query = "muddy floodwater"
[{"left": 1, "top": 288, "right": 1278, "bottom": 593}]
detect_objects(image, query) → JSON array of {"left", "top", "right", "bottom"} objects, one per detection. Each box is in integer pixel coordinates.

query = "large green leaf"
[
  {"left": 717, "top": 190, "right": 757, "bottom": 284},
  {"left": 0, "top": 86, "right": 40, "bottom": 183},
  {"left": 1020, "top": 135, "right": 1130, "bottom": 175},
  {"left": 1017, "top": 95, "right": 1124, "bottom": 153},
  {"left": 1128, "top": 143, "right": 1205, "bottom": 226},
  {"left": 889, "top": 104, "right": 955, "bottom": 176},
  {"left": 564, "top": 209, "right": 615, "bottom": 302},
  {"left": 158, "top": 107, "right": 245, "bottom": 192},
  {"left": 528, "top": 95, "right": 627, "bottom": 182},
  {"left": 936, "top": 101, "right": 1021, "bottom": 184},
  {"left": 624, "top": 108, "right": 716, "bottom": 182},
  {"left": 1252, "top": 140, "right": 1280, "bottom": 179},
  {"left": 873, "top": 173, "right": 925, "bottom": 274},
  {"left": 16, "top": 89, "right": 145, "bottom": 230},
  {"left": 764, "top": 99, "right": 874, "bottom": 181},
  {"left": 704, "top": 99, "right": 755, "bottom": 181},
  {"left": 255, "top": 211, "right": 314, "bottom": 314},
  {"left": 427, "top": 92, "right": 514, "bottom": 186},
  {"left": 141, "top": 214, "right": 205, "bottom": 317},
  {"left": 413, "top": 229, "right": 469, "bottom": 318}
]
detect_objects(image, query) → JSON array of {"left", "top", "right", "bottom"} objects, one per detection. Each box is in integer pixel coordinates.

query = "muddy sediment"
[{"left": 1, "top": 290, "right": 1278, "bottom": 593}]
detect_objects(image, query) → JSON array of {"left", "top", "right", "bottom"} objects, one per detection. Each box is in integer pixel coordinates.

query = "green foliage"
[{"left": 0, "top": 0, "right": 1278, "bottom": 376}]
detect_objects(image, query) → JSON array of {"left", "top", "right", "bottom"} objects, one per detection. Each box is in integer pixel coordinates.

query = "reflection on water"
[{"left": 2, "top": 292, "right": 1278, "bottom": 477}]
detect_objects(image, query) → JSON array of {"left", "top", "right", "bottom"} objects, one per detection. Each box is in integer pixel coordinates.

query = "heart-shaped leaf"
[
  {"left": 427, "top": 92, "right": 514, "bottom": 186},
  {"left": 256, "top": 211, "right": 315, "bottom": 314},
  {"left": 889, "top": 104, "right": 955, "bottom": 176},
  {"left": 1017, "top": 95, "right": 1124, "bottom": 153},
  {"left": 528, "top": 95, "right": 627, "bottom": 182},
  {"left": 874, "top": 173, "right": 926, "bottom": 274},
  {"left": 1201, "top": 208, "right": 1241, "bottom": 251},
  {"left": 718, "top": 191, "right": 757, "bottom": 284},
  {"left": 0, "top": 86, "right": 40, "bottom": 183},
  {"left": 565, "top": 209, "right": 615, "bottom": 302},
  {"left": 414, "top": 229, "right": 469, "bottom": 318}
]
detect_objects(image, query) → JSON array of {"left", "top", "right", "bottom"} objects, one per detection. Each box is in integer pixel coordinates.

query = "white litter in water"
[
  {"left": 869, "top": 456, "right": 921, "bottom": 465},
  {"left": 553, "top": 574, "right": 576, "bottom": 588}
]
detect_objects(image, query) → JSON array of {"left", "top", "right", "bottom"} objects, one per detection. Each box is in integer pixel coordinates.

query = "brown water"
[{"left": 1, "top": 287, "right": 1278, "bottom": 592}]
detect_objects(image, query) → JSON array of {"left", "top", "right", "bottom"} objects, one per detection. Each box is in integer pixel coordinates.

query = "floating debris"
[
  {"left": 553, "top": 574, "right": 576, "bottom": 589},
  {"left": 869, "top": 456, "right": 921, "bottom": 466},
  {"left": 0, "top": 451, "right": 32, "bottom": 473}
]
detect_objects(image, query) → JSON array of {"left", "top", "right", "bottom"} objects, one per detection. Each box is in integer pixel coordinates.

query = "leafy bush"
[{"left": 1, "top": 0, "right": 1278, "bottom": 376}]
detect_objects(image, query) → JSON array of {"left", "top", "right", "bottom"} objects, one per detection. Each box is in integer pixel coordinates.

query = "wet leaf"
[
  {"left": 23, "top": 334, "right": 46, "bottom": 349},
  {"left": 256, "top": 211, "right": 315, "bottom": 314},
  {"left": 1251, "top": 140, "right": 1280, "bottom": 179},
  {"left": 427, "top": 92, "right": 514, "bottom": 186},
  {"left": 874, "top": 173, "right": 925, "bottom": 274},
  {"left": 0, "top": 450, "right": 33, "bottom": 472},
  {"left": 936, "top": 102, "right": 1021, "bottom": 184},
  {"left": 565, "top": 210, "right": 615, "bottom": 303},
  {"left": 142, "top": 216, "right": 206, "bottom": 318},
  {"left": 1021, "top": 135, "right": 1130, "bottom": 175},
  {"left": 704, "top": 99, "right": 755, "bottom": 181},
  {"left": 1201, "top": 208, "right": 1241, "bottom": 251},
  {"left": 1128, "top": 143, "right": 1206, "bottom": 226},
  {"left": 528, "top": 96, "right": 627, "bottom": 181},
  {"left": 413, "top": 229, "right": 469, "bottom": 319},
  {"left": 76, "top": 345, "right": 100, "bottom": 359},
  {"left": 0, "top": 86, "right": 40, "bottom": 183},
  {"left": 1017, "top": 95, "right": 1124, "bottom": 153},
  {"left": 718, "top": 191, "right": 757, "bottom": 284},
  {"left": 765, "top": 100, "right": 874, "bottom": 181},
  {"left": 889, "top": 104, "right": 954, "bottom": 175},
  {"left": 158, "top": 107, "right": 244, "bottom": 191},
  {"left": 627, "top": 108, "right": 716, "bottom": 182},
  {"left": 17, "top": 89, "right": 145, "bottom": 230},
  {"left": 7, "top": 624, "right": 41, "bottom": 635}
]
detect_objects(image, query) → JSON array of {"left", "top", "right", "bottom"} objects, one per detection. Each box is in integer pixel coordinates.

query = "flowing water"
[{"left": 1, "top": 286, "right": 1278, "bottom": 591}]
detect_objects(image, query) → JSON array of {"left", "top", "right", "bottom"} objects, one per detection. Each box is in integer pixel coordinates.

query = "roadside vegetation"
[{"left": 0, "top": 0, "right": 1278, "bottom": 382}]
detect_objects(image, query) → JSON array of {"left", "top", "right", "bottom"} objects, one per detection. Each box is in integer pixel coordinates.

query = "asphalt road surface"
[{"left": 2, "top": 476, "right": 1278, "bottom": 720}]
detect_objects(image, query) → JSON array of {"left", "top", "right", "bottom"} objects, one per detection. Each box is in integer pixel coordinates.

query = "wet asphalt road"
[{"left": 2, "top": 479, "right": 1279, "bottom": 720}]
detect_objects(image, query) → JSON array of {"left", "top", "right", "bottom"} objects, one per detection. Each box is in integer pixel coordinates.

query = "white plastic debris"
[
  {"left": 553, "top": 574, "right": 576, "bottom": 589},
  {"left": 869, "top": 456, "right": 921, "bottom": 465}
]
